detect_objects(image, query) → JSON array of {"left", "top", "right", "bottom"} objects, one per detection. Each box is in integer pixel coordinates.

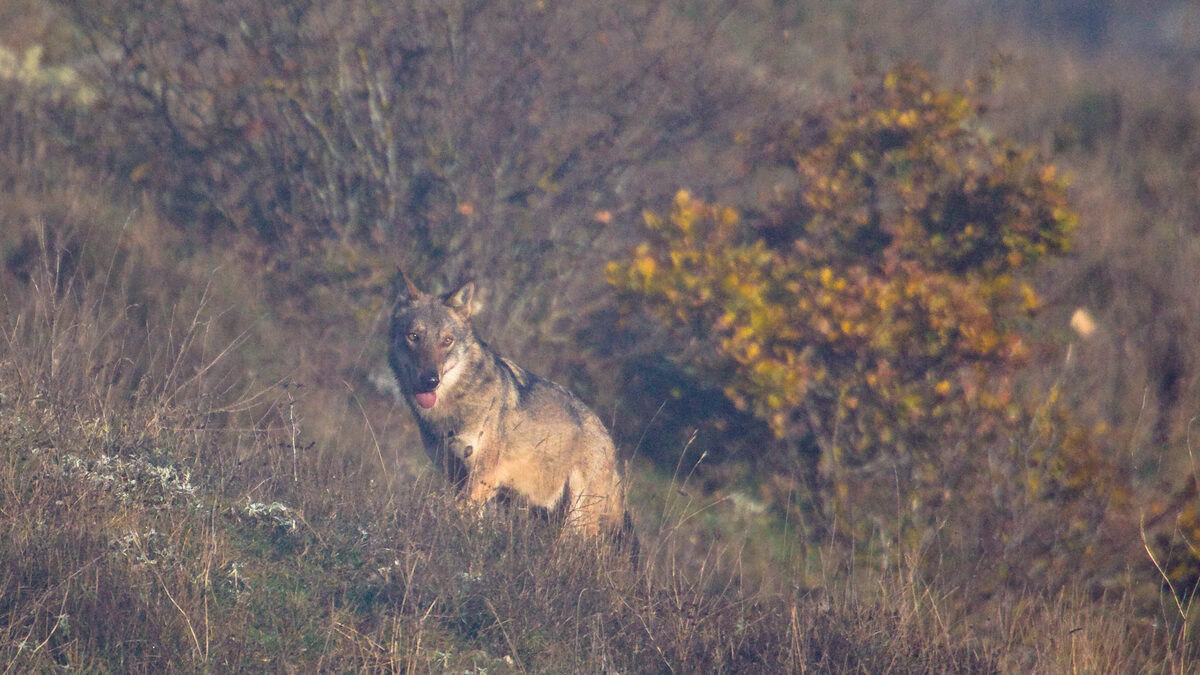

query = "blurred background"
[{"left": 2, "top": 0, "right": 1199, "bottom": 668}]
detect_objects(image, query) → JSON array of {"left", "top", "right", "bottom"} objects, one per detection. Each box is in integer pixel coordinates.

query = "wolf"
[{"left": 388, "top": 275, "right": 634, "bottom": 542}]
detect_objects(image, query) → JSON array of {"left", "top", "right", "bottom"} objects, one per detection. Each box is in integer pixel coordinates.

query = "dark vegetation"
[{"left": 1, "top": 0, "right": 1198, "bottom": 670}]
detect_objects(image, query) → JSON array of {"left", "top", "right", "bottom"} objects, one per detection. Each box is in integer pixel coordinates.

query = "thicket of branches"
[{"left": 66, "top": 0, "right": 780, "bottom": 353}]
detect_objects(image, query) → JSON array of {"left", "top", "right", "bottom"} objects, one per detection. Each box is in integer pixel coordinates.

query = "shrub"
[{"left": 609, "top": 65, "right": 1082, "bottom": 545}]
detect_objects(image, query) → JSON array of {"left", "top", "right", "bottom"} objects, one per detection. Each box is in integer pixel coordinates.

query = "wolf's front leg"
[
  {"left": 464, "top": 473, "right": 499, "bottom": 505},
  {"left": 455, "top": 470, "right": 500, "bottom": 520},
  {"left": 446, "top": 436, "right": 474, "bottom": 460}
]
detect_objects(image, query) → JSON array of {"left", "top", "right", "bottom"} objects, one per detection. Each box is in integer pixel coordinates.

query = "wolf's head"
[{"left": 388, "top": 275, "right": 477, "bottom": 411}]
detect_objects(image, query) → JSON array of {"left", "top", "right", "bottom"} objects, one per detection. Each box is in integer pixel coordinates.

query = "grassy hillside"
[
  {"left": 0, "top": 231, "right": 1176, "bottom": 669},
  {"left": 1, "top": 0, "right": 1198, "bottom": 670}
]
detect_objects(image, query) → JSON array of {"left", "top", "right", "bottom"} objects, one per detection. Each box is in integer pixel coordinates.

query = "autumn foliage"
[{"left": 609, "top": 66, "right": 1080, "bottom": 539}]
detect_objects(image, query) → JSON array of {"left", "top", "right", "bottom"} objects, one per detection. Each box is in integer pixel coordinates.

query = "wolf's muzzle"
[{"left": 417, "top": 371, "right": 440, "bottom": 393}]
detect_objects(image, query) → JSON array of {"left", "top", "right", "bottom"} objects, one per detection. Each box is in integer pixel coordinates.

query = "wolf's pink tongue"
[{"left": 414, "top": 391, "right": 437, "bottom": 409}]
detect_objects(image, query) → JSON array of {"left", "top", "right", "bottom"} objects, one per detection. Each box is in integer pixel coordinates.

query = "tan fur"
[{"left": 388, "top": 277, "right": 631, "bottom": 537}]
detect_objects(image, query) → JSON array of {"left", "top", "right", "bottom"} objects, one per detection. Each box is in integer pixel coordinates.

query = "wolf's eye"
[
  {"left": 441, "top": 335, "right": 454, "bottom": 347},
  {"left": 406, "top": 332, "right": 419, "bottom": 343}
]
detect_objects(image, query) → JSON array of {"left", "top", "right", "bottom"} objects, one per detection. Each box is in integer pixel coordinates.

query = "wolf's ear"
[
  {"left": 391, "top": 269, "right": 423, "bottom": 305},
  {"left": 444, "top": 281, "right": 475, "bottom": 318}
]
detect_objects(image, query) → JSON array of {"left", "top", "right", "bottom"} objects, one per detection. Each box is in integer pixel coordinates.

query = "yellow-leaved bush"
[{"left": 608, "top": 66, "right": 1096, "bottom": 553}]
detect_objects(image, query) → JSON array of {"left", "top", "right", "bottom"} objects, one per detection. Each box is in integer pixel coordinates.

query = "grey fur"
[{"left": 388, "top": 277, "right": 632, "bottom": 538}]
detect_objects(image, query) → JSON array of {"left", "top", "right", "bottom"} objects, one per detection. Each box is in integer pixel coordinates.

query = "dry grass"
[{"left": 0, "top": 218, "right": 1185, "bottom": 670}]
